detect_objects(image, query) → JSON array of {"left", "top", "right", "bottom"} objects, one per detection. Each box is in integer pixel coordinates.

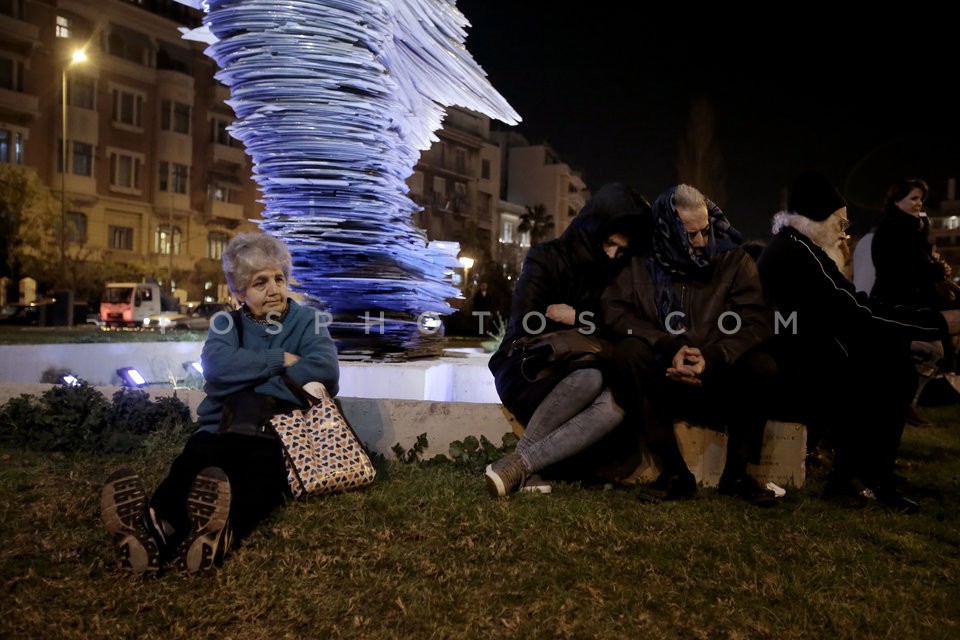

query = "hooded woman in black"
[{"left": 485, "top": 182, "right": 651, "bottom": 496}]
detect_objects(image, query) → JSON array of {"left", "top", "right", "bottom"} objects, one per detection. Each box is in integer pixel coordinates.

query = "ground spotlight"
[{"left": 116, "top": 367, "right": 146, "bottom": 388}]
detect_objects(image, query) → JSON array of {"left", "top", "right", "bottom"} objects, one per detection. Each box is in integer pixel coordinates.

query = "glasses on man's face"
[
  {"left": 836, "top": 216, "right": 851, "bottom": 232},
  {"left": 686, "top": 224, "right": 710, "bottom": 242}
]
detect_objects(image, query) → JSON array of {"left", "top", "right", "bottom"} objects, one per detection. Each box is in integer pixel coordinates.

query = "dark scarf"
[{"left": 646, "top": 187, "right": 742, "bottom": 330}]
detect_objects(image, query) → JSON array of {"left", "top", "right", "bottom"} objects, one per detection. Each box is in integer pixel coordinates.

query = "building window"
[
  {"left": 209, "top": 117, "right": 235, "bottom": 146},
  {"left": 481, "top": 159, "right": 491, "bottom": 180},
  {"left": 501, "top": 220, "right": 514, "bottom": 244},
  {"left": 207, "top": 182, "right": 235, "bottom": 203},
  {"left": 70, "top": 76, "right": 95, "bottom": 109},
  {"left": 155, "top": 224, "right": 182, "bottom": 255},
  {"left": 107, "top": 26, "right": 149, "bottom": 65},
  {"left": 72, "top": 142, "right": 92, "bottom": 176},
  {"left": 0, "top": 129, "right": 20, "bottom": 165},
  {"left": 0, "top": 0, "right": 25, "bottom": 20},
  {"left": 208, "top": 232, "right": 228, "bottom": 259},
  {"left": 112, "top": 89, "right": 143, "bottom": 127},
  {"left": 65, "top": 211, "right": 87, "bottom": 243},
  {"left": 55, "top": 14, "right": 72, "bottom": 38},
  {"left": 454, "top": 148, "right": 467, "bottom": 174},
  {"left": 0, "top": 57, "right": 23, "bottom": 92},
  {"left": 109, "top": 151, "right": 142, "bottom": 190},
  {"left": 14, "top": 131, "right": 22, "bottom": 164},
  {"left": 161, "top": 100, "right": 191, "bottom": 134},
  {"left": 108, "top": 225, "right": 133, "bottom": 250},
  {"left": 159, "top": 162, "right": 189, "bottom": 194}
]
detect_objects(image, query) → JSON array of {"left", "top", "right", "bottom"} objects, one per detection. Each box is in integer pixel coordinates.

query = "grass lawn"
[{"left": 2, "top": 404, "right": 959, "bottom": 640}]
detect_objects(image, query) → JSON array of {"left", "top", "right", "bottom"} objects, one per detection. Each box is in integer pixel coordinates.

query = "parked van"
[{"left": 99, "top": 282, "right": 171, "bottom": 327}]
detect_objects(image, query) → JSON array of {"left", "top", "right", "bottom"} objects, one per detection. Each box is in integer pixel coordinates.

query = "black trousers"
[
  {"left": 150, "top": 430, "right": 291, "bottom": 546},
  {"left": 774, "top": 340, "right": 916, "bottom": 490},
  {"left": 610, "top": 337, "right": 777, "bottom": 478}
]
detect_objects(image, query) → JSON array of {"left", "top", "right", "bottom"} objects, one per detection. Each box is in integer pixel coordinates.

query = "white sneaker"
[{"left": 521, "top": 474, "right": 552, "bottom": 494}]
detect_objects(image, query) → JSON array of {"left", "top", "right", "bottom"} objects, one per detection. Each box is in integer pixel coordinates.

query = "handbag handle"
[{"left": 281, "top": 375, "right": 322, "bottom": 407}]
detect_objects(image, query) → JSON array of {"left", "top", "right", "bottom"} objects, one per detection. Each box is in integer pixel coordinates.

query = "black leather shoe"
[
  {"left": 822, "top": 476, "right": 877, "bottom": 508},
  {"left": 875, "top": 486, "right": 921, "bottom": 515},
  {"left": 637, "top": 470, "right": 697, "bottom": 503},
  {"left": 718, "top": 474, "right": 780, "bottom": 508}
]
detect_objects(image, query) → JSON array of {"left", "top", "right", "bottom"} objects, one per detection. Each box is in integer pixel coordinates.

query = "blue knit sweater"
[{"left": 195, "top": 299, "right": 340, "bottom": 432}]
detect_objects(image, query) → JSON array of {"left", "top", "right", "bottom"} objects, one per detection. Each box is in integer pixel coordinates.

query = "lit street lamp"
[
  {"left": 61, "top": 47, "right": 87, "bottom": 321},
  {"left": 458, "top": 255, "right": 474, "bottom": 290}
]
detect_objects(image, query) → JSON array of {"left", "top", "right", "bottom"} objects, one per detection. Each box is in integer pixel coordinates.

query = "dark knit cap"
[{"left": 788, "top": 171, "right": 847, "bottom": 221}]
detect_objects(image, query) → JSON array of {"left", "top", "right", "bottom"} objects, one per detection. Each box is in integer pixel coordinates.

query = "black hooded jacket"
[{"left": 488, "top": 182, "right": 650, "bottom": 423}]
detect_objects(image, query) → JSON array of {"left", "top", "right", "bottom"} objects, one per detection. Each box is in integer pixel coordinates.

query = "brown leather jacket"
[{"left": 602, "top": 248, "right": 773, "bottom": 371}]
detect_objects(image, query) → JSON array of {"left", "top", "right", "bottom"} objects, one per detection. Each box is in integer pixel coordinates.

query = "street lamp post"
[{"left": 60, "top": 48, "right": 86, "bottom": 317}]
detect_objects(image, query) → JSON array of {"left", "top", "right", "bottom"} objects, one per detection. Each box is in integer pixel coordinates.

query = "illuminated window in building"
[
  {"left": 13, "top": 131, "right": 22, "bottom": 164},
  {"left": 109, "top": 151, "right": 142, "bottom": 190},
  {"left": 55, "top": 15, "right": 72, "bottom": 39},
  {"left": 0, "top": 130, "right": 10, "bottom": 164},
  {"left": 65, "top": 211, "right": 87, "bottom": 243},
  {"left": 108, "top": 226, "right": 133, "bottom": 251},
  {"left": 70, "top": 75, "right": 95, "bottom": 109},
  {"left": 111, "top": 88, "right": 143, "bottom": 127},
  {"left": 501, "top": 220, "right": 514, "bottom": 244},
  {"left": 161, "top": 100, "right": 191, "bottom": 134},
  {"left": 208, "top": 232, "right": 228, "bottom": 259},
  {"left": 949, "top": 217, "right": 959, "bottom": 230},
  {"left": 72, "top": 142, "right": 92, "bottom": 176},
  {"left": 155, "top": 224, "right": 182, "bottom": 255},
  {"left": 520, "top": 231, "right": 531, "bottom": 248}
]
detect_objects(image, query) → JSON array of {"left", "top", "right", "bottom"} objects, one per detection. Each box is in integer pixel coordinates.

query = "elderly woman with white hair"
[{"left": 100, "top": 232, "right": 339, "bottom": 574}]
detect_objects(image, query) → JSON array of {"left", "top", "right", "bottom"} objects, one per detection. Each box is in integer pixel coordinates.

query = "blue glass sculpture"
[{"left": 175, "top": 0, "right": 520, "bottom": 357}]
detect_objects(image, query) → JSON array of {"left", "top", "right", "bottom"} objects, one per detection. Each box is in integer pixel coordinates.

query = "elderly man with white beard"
[{"left": 757, "top": 171, "right": 960, "bottom": 513}]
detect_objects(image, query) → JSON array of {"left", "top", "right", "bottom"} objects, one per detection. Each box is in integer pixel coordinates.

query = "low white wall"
[{"left": 0, "top": 344, "right": 499, "bottom": 403}]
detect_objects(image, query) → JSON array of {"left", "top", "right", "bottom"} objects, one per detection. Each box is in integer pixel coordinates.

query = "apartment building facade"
[{"left": 0, "top": 0, "right": 261, "bottom": 304}]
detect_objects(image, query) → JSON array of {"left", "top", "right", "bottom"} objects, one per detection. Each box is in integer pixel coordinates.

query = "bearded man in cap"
[{"left": 756, "top": 170, "right": 960, "bottom": 513}]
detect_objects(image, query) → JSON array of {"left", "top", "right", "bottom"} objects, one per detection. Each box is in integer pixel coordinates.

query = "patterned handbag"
[{"left": 269, "top": 378, "right": 376, "bottom": 498}]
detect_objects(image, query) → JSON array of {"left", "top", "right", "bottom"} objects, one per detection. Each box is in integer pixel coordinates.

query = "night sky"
[{"left": 455, "top": 1, "right": 960, "bottom": 241}]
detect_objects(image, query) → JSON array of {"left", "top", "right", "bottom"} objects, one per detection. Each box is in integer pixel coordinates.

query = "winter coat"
[
  {"left": 196, "top": 298, "right": 340, "bottom": 432},
  {"left": 488, "top": 182, "right": 650, "bottom": 424},
  {"left": 871, "top": 205, "right": 952, "bottom": 309},
  {"left": 603, "top": 248, "right": 772, "bottom": 372},
  {"left": 757, "top": 225, "right": 946, "bottom": 365}
]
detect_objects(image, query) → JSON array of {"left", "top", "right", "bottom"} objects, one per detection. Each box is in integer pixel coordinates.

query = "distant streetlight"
[
  {"left": 60, "top": 48, "right": 87, "bottom": 301},
  {"left": 458, "top": 255, "right": 474, "bottom": 289}
]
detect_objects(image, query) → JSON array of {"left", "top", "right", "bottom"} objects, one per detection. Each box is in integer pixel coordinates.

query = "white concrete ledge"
[{"left": 0, "top": 343, "right": 500, "bottom": 403}]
